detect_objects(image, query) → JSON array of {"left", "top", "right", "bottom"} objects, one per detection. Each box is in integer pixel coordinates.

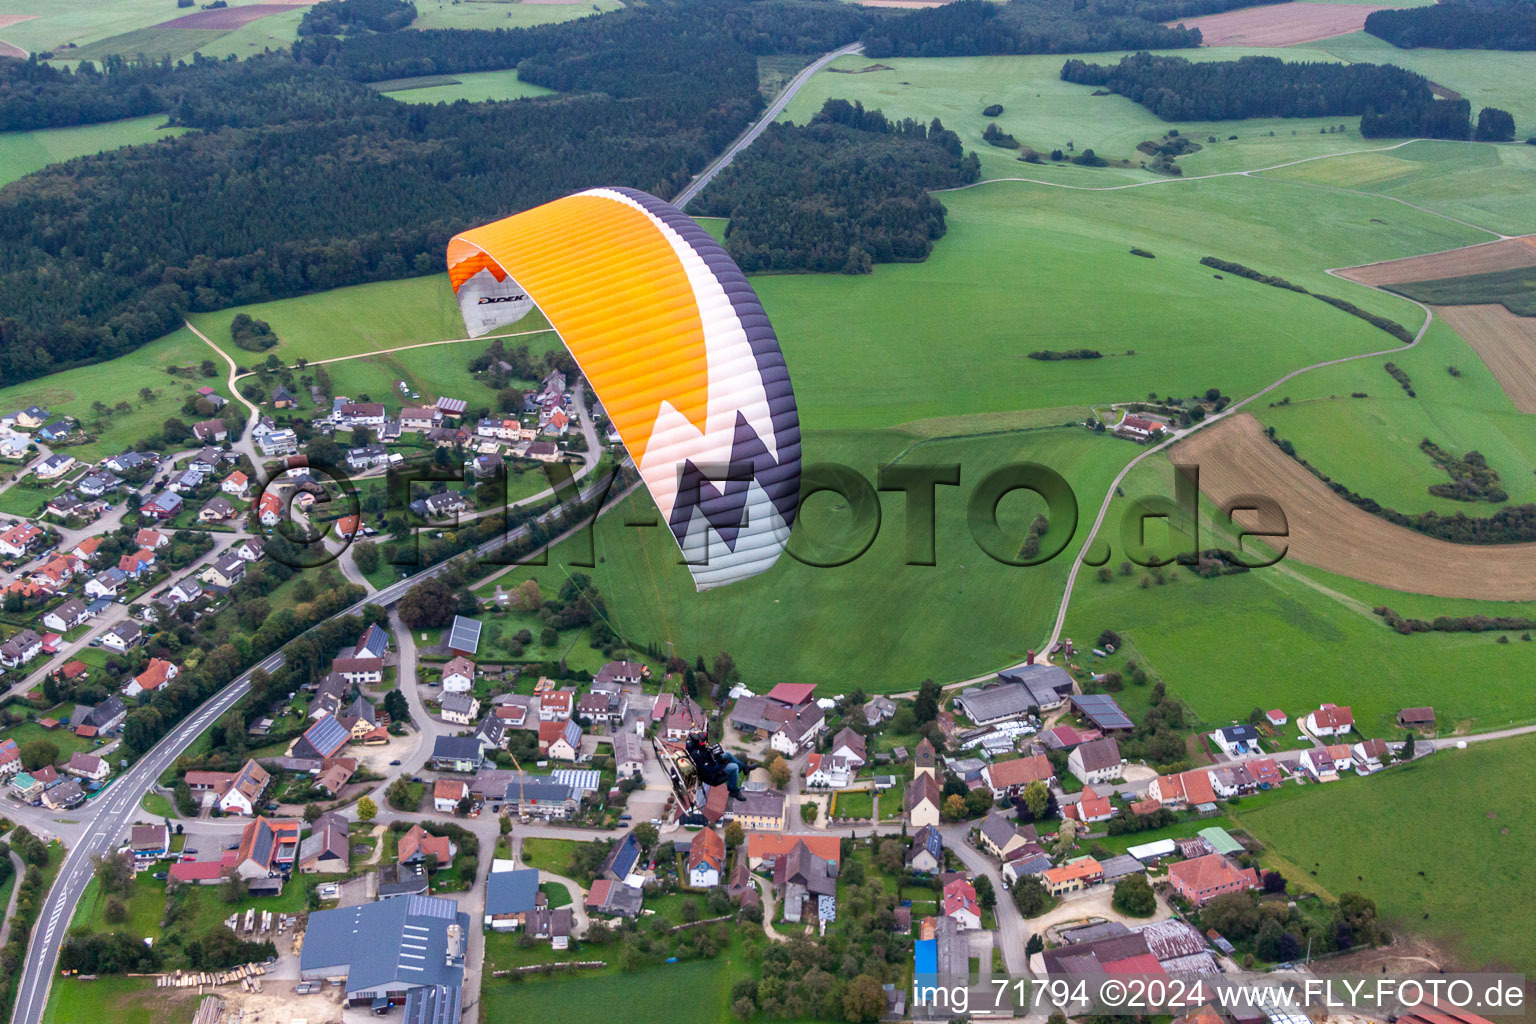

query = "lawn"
[
  {"left": 320, "top": 332, "right": 559, "bottom": 419},
  {"left": 0, "top": 324, "right": 233, "bottom": 461},
  {"left": 520, "top": 837, "right": 588, "bottom": 877},
  {"left": 480, "top": 935, "right": 757, "bottom": 1024},
  {"left": 830, "top": 790, "right": 873, "bottom": 820},
  {"left": 375, "top": 69, "right": 556, "bottom": 104},
  {"left": 0, "top": 479, "right": 57, "bottom": 518},
  {"left": 0, "top": 116, "right": 184, "bottom": 188},
  {"left": 42, "top": 976, "right": 198, "bottom": 1024},
  {"left": 69, "top": 873, "right": 168, "bottom": 940},
  {"left": 140, "top": 792, "right": 175, "bottom": 818},
  {"left": 4, "top": 0, "right": 283, "bottom": 52},
  {"left": 1, "top": 720, "right": 97, "bottom": 762},
  {"left": 540, "top": 880, "right": 572, "bottom": 908},
  {"left": 1234, "top": 733, "right": 1536, "bottom": 975}
]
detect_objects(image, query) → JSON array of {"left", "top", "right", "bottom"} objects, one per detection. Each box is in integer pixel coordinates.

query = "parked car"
[
  {"left": 389, "top": 760, "right": 402, "bottom": 766},
  {"left": 153, "top": 871, "right": 168, "bottom": 880}
]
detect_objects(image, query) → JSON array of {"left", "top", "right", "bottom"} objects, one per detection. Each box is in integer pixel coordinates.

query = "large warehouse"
[{"left": 299, "top": 894, "right": 471, "bottom": 1014}]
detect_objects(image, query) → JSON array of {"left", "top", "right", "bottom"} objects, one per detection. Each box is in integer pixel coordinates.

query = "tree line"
[
  {"left": 1365, "top": 1, "right": 1536, "bottom": 51},
  {"left": 298, "top": 0, "right": 418, "bottom": 37},
  {"left": 0, "top": 1, "right": 771, "bottom": 389},
  {"left": 693, "top": 99, "right": 980, "bottom": 274},
  {"left": 859, "top": 0, "right": 1205, "bottom": 58}
]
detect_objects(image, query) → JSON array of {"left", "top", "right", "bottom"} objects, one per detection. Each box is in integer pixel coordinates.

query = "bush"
[{"left": 982, "top": 103, "right": 1004, "bottom": 116}]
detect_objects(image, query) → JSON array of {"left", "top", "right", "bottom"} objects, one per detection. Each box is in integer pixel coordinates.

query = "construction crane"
[{"left": 508, "top": 752, "right": 531, "bottom": 824}]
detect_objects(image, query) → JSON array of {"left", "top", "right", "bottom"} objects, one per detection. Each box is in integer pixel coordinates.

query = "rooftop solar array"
[
  {"left": 304, "top": 713, "right": 351, "bottom": 756},
  {"left": 1072, "top": 693, "right": 1134, "bottom": 731},
  {"left": 448, "top": 615, "right": 482, "bottom": 654}
]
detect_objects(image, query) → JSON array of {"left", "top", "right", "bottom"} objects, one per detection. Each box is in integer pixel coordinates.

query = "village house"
[
  {"left": 399, "top": 824, "right": 455, "bottom": 869},
  {"left": 34, "top": 453, "right": 77, "bottom": 480},
  {"left": 982, "top": 753, "right": 1055, "bottom": 799},
  {"left": 232, "top": 817, "right": 301, "bottom": 880},
  {"left": 64, "top": 751, "right": 111, "bottom": 783},
  {"left": 434, "top": 778, "right": 471, "bottom": 813},
  {"left": 1064, "top": 785, "right": 1114, "bottom": 824},
  {"left": 440, "top": 656, "right": 475, "bottom": 693},
  {"left": 906, "top": 825, "right": 944, "bottom": 873},
  {"left": 441, "top": 692, "right": 481, "bottom": 726},
  {"left": 0, "top": 523, "right": 42, "bottom": 559},
  {"left": 218, "top": 759, "right": 271, "bottom": 815},
  {"left": 1169, "top": 854, "right": 1259, "bottom": 906},
  {"left": 1, "top": 629, "right": 44, "bottom": 668},
  {"left": 539, "top": 689, "right": 574, "bottom": 722},
  {"left": 1043, "top": 857, "right": 1105, "bottom": 897},
  {"left": 689, "top": 827, "right": 725, "bottom": 888},
  {"left": 1304, "top": 703, "right": 1354, "bottom": 737},
  {"left": 978, "top": 810, "right": 1036, "bottom": 859},
  {"left": 942, "top": 878, "right": 982, "bottom": 931},
  {"left": 100, "top": 619, "right": 141, "bottom": 652},
  {"left": 192, "top": 419, "right": 228, "bottom": 443},
  {"left": 42, "top": 599, "right": 90, "bottom": 634},
  {"left": 538, "top": 719, "right": 583, "bottom": 761},
  {"left": 770, "top": 703, "right": 825, "bottom": 756},
  {"left": 125, "top": 658, "right": 179, "bottom": 698},
  {"left": 729, "top": 789, "right": 787, "bottom": 831},
  {"left": 1068, "top": 736, "right": 1123, "bottom": 785},
  {"left": 613, "top": 731, "right": 645, "bottom": 778},
  {"left": 298, "top": 813, "right": 350, "bottom": 874}
]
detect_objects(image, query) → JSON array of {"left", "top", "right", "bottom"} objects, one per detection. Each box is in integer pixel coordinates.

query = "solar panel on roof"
[
  {"left": 305, "top": 714, "right": 350, "bottom": 755},
  {"left": 448, "top": 616, "right": 481, "bottom": 653},
  {"left": 1074, "top": 693, "right": 1134, "bottom": 730}
]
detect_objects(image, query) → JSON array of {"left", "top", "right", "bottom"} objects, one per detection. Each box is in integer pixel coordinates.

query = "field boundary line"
[{"left": 226, "top": 326, "right": 556, "bottom": 380}]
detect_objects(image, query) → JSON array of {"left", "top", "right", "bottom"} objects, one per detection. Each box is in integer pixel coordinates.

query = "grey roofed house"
[
  {"left": 729, "top": 789, "right": 786, "bottom": 820},
  {"left": 1073, "top": 736, "right": 1122, "bottom": 773},
  {"left": 356, "top": 622, "right": 388, "bottom": 658},
  {"left": 1099, "top": 854, "right": 1146, "bottom": 882},
  {"left": 1008, "top": 852, "right": 1054, "bottom": 877},
  {"left": 469, "top": 769, "right": 574, "bottom": 805},
  {"left": 1040, "top": 931, "right": 1153, "bottom": 977},
  {"left": 612, "top": 731, "right": 643, "bottom": 766},
  {"left": 346, "top": 694, "right": 377, "bottom": 727},
  {"left": 430, "top": 735, "right": 484, "bottom": 769},
  {"left": 1059, "top": 921, "right": 1129, "bottom": 945},
  {"left": 980, "top": 810, "right": 1024, "bottom": 852},
  {"left": 591, "top": 880, "right": 644, "bottom": 918},
  {"left": 863, "top": 695, "right": 897, "bottom": 726},
  {"left": 485, "top": 867, "right": 541, "bottom": 917},
  {"left": 77, "top": 694, "right": 126, "bottom": 732},
  {"left": 997, "top": 663, "right": 1076, "bottom": 706},
  {"left": 378, "top": 862, "right": 429, "bottom": 899},
  {"left": 905, "top": 823, "right": 943, "bottom": 868},
  {"left": 440, "top": 692, "right": 478, "bottom": 718},
  {"left": 728, "top": 695, "right": 790, "bottom": 734},
  {"left": 1070, "top": 693, "right": 1134, "bottom": 732},
  {"left": 201, "top": 495, "right": 236, "bottom": 519},
  {"left": 953, "top": 680, "right": 1034, "bottom": 725},
  {"left": 299, "top": 814, "right": 350, "bottom": 867},
  {"left": 299, "top": 894, "right": 469, "bottom": 1003},
  {"left": 106, "top": 619, "right": 141, "bottom": 644},
  {"left": 475, "top": 716, "right": 506, "bottom": 749}
]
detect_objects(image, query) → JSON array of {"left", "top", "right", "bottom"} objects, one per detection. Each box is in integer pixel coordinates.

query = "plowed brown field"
[
  {"left": 1169, "top": 2, "right": 1384, "bottom": 46},
  {"left": 1172, "top": 413, "right": 1536, "bottom": 599},
  {"left": 1431, "top": 304, "right": 1536, "bottom": 413},
  {"left": 1340, "top": 235, "right": 1536, "bottom": 287}
]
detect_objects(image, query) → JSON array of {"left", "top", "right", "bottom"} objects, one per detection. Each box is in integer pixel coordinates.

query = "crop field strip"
[
  {"left": 1171, "top": 413, "right": 1536, "bottom": 600},
  {"left": 1166, "top": 3, "right": 1389, "bottom": 48}
]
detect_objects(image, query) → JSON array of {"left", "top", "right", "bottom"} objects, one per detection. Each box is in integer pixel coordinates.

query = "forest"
[
  {"left": 1364, "top": 1, "right": 1536, "bottom": 50},
  {"left": 693, "top": 99, "right": 980, "bottom": 273},
  {"left": 0, "top": 1, "right": 772, "bottom": 388},
  {"left": 298, "top": 0, "right": 419, "bottom": 36},
  {"left": 1061, "top": 52, "right": 1478, "bottom": 139}
]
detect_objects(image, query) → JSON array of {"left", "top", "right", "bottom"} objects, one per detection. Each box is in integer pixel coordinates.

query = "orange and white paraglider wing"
[{"left": 447, "top": 187, "right": 800, "bottom": 590}]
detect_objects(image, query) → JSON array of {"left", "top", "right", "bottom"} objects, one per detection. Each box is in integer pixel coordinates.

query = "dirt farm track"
[
  {"left": 1172, "top": 413, "right": 1536, "bottom": 600},
  {"left": 1167, "top": 2, "right": 1385, "bottom": 46}
]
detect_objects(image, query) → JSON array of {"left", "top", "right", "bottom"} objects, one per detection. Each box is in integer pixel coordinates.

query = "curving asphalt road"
[{"left": 671, "top": 43, "right": 864, "bottom": 211}]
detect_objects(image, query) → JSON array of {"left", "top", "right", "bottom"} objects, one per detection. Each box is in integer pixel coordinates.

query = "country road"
[{"left": 672, "top": 42, "right": 864, "bottom": 210}]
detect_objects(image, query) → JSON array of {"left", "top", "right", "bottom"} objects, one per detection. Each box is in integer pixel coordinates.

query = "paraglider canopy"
[{"left": 447, "top": 187, "right": 801, "bottom": 590}]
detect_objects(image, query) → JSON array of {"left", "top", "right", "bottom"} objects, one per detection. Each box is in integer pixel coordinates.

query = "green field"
[
  {"left": 754, "top": 179, "right": 1472, "bottom": 434},
  {"left": 0, "top": 116, "right": 184, "bottom": 189},
  {"left": 409, "top": 0, "right": 622, "bottom": 31},
  {"left": 42, "top": 977, "right": 195, "bottom": 1024},
  {"left": 321, "top": 332, "right": 559, "bottom": 417},
  {"left": 375, "top": 69, "right": 556, "bottom": 104},
  {"left": 0, "top": 324, "right": 234, "bottom": 460},
  {"left": 4, "top": 0, "right": 287, "bottom": 53},
  {"left": 186, "top": 273, "right": 559, "bottom": 368},
  {"left": 1260, "top": 139, "right": 1536, "bottom": 238},
  {"left": 482, "top": 425, "right": 1129, "bottom": 687},
  {"left": 1064, "top": 450, "right": 1536, "bottom": 737},
  {"left": 1318, "top": 33, "right": 1536, "bottom": 138},
  {"left": 777, "top": 50, "right": 1401, "bottom": 185},
  {"left": 482, "top": 945, "right": 753, "bottom": 1024},
  {"left": 1236, "top": 733, "right": 1536, "bottom": 974},
  {"left": 1250, "top": 317, "right": 1536, "bottom": 516}
]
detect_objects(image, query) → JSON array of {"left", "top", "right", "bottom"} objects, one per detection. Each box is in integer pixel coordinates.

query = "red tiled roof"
[
  {"left": 764, "top": 683, "right": 817, "bottom": 706},
  {"left": 747, "top": 832, "right": 841, "bottom": 865}
]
